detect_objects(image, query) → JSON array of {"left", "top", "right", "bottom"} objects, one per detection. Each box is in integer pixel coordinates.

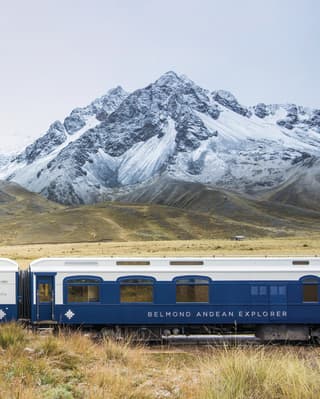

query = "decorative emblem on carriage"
[
  {"left": 0, "top": 309, "right": 7, "bottom": 320},
  {"left": 64, "top": 309, "right": 75, "bottom": 320}
]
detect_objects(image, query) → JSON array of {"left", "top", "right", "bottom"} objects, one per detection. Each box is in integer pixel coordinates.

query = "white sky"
[{"left": 0, "top": 0, "right": 319, "bottom": 153}]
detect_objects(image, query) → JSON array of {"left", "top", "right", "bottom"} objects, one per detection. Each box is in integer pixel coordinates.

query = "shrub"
[{"left": 0, "top": 322, "right": 27, "bottom": 350}]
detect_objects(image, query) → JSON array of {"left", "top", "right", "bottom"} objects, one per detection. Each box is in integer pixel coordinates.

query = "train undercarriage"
[{"left": 85, "top": 323, "right": 320, "bottom": 344}]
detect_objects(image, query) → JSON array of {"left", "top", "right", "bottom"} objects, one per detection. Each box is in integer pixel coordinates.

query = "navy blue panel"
[
  {"left": 269, "top": 306, "right": 288, "bottom": 320},
  {"left": 0, "top": 305, "right": 18, "bottom": 322},
  {"left": 53, "top": 303, "right": 293, "bottom": 325},
  {"left": 212, "top": 282, "right": 252, "bottom": 304},
  {"left": 287, "top": 283, "right": 299, "bottom": 303},
  {"left": 102, "top": 282, "right": 118, "bottom": 304},
  {"left": 156, "top": 282, "right": 175, "bottom": 304},
  {"left": 26, "top": 276, "right": 320, "bottom": 326}
]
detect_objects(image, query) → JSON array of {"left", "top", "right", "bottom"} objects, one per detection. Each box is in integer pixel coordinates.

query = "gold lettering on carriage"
[{"left": 147, "top": 310, "right": 287, "bottom": 318}]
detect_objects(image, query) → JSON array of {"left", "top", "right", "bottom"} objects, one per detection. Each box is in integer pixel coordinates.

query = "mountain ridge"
[{"left": 0, "top": 71, "right": 319, "bottom": 210}]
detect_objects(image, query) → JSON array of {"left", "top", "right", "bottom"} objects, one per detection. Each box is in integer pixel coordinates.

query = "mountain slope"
[
  {"left": 116, "top": 176, "right": 320, "bottom": 230},
  {"left": 1, "top": 179, "right": 320, "bottom": 246},
  {"left": 0, "top": 181, "right": 279, "bottom": 245},
  {"left": 266, "top": 158, "right": 320, "bottom": 211},
  {"left": 0, "top": 180, "right": 62, "bottom": 214},
  {"left": 0, "top": 71, "right": 319, "bottom": 210}
]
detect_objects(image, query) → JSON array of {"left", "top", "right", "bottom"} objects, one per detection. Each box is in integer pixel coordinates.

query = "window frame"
[
  {"left": 64, "top": 275, "right": 103, "bottom": 304},
  {"left": 118, "top": 275, "right": 155, "bottom": 304},
  {"left": 174, "top": 275, "right": 210, "bottom": 303}
]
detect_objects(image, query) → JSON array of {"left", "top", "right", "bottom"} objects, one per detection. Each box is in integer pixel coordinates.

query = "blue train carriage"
[
  {"left": 29, "top": 256, "right": 320, "bottom": 341},
  {"left": 0, "top": 258, "right": 19, "bottom": 322}
]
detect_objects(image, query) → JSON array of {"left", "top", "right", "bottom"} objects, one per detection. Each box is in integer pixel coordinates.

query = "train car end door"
[{"left": 36, "top": 275, "right": 55, "bottom": 321}]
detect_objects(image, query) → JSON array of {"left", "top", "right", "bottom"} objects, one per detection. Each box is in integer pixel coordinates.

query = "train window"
[
  {"left": 259, "top": 286, "right": 267, "bottom": 295},
  {"left": 120, "top": 278, "right": 153, "bottom": 303},
  {"left": 279, "top": 286, "right": 286, "bottom": 295},
  {"left": 66, "top": 277, "right": 101, "bottom": 303},
  {"left": 270, "top": 286, "right": 287, "bottom": 296},
  {"left": 251, "top": 286, "right": 267, "bottom": 296},
  {"left": 175, "top": 277, "right": 209, "bottom": 303},
  {"left": 270, "top": 286, "right": 277, "bottom": 296},
  {"left": 39, "top": 283, "right": 52, "bottom": 303},
  {"left": 303, "top": 285, "right": 318, "bottom": 302},
  {"left": 68, "top": 286, "right": 99, "bottom": 303},
  {"left": 302, "top": 277, "right": 318, "bottom": 302}
]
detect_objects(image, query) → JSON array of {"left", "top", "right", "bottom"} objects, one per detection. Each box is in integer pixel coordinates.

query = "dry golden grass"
[
  {"left": 0, "top": 236, "right": 319, "bottom": 269},
  {"left": 198, "top": 346, "right": 320, "bottom": 399},
  {"left": 1, "top": 324, "right": 320, "bottom": 398}
]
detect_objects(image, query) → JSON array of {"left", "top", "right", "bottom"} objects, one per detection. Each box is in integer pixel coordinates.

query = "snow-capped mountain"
[
  {"left": 0, "top": 71, "right": 319, "bottom": 207},
  {"left": 0, "top": 155, "right": 12, "bottom": 169}
]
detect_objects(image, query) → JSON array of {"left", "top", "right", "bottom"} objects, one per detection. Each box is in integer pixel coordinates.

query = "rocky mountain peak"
[
  {"left": 18, "top": 120, "right": 67, "bottom": 164},
  {"left": 0, "top": 71, "right": 319, "bottom": 207},
  {"left": 154, "top": 70, "right": 183, "bottom": 86},
  {"left": 212, "top": 89, "right": 250, "bottom": 117},
  {"left": 107, "top": 85, "right": 126, "bottom": 95}
]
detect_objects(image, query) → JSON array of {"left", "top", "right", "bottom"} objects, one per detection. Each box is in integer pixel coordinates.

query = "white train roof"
[
  {"left": 29, "top": 257, "right": 320, "bottom": 281},
  {"left": 0, "top": 258, "right": 19, "bottom": 272}
]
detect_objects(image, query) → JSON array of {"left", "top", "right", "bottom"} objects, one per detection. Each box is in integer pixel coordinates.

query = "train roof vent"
[
  {"left": 116, "top": 261, "right": 150, "bottom": 266},
  {"left": 170, "top": 261, "right": 204, "bottom": 266},
  {"left": 292, "top": 260, "right": 310, "bottom": 266},
  {"left": 64, "top": 261, "right": 98, "bottom": 266}
]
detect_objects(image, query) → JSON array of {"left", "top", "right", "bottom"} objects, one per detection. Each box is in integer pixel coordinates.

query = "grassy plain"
[
  {"left": 0, "top": 236, "right": 319, "bottom": 269},
  {"left": 1, "top": 215, "right": 320, "bottom": 397},
  {"left": 1, "top": 323, "right": 320, "bottom": 399}
]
